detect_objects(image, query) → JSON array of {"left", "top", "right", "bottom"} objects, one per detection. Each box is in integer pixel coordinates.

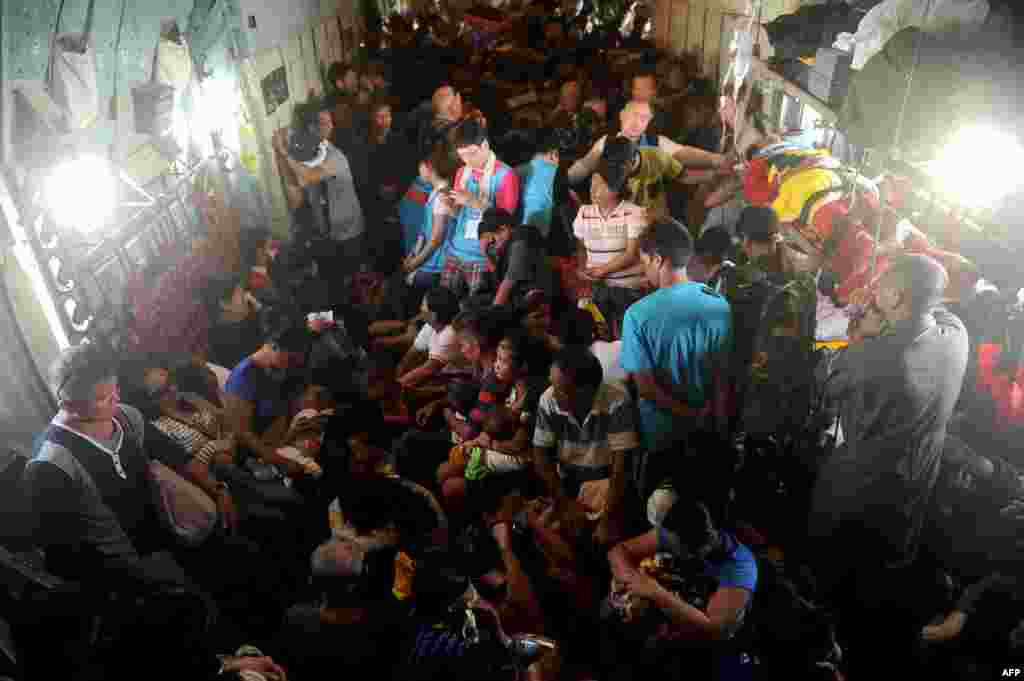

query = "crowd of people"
[{"left": 11, "top": 8, "right": 1024, "bottom": 681}]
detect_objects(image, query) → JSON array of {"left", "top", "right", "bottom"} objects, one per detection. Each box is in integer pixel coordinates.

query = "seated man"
[
  {"left": 280, "top": 537, "right": 406, "bottom": 679},
  {"left": 24, "top": 343, "right": 193, "bottom": 590},
  {"left": 478, "top": 208, "right": 554, "bottom": 308},
  {"left": 533, "top": 349, "right": 640, "bottom": 546},
  {"left": 224, "top": 316, "right": 312, "bottom": 474},
  {"left": 606, "top": 500, "right": 757, "bottom": 675},
  {"left": 199, "top": 273, "right": 263, "bottom": 371},
  {"left": 323, "top": 401, "right": 448, "bottom": 553},
  {"left": 397, "top": 286, "right": 463, "bottom": 390}
]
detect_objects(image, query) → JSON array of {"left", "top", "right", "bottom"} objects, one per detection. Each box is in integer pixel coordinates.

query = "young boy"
[{"left": 400, "top": 142, "right": 461, "bottom": 291}]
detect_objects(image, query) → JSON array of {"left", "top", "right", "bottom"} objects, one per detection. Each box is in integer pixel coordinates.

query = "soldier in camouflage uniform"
[{"left": 724, "top": 207, "right": 818, "bottom": 439}]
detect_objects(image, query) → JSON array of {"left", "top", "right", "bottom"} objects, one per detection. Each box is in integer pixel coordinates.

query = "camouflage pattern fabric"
[{"left": 725, "top": 254, "right": 818, "bottom": 438}]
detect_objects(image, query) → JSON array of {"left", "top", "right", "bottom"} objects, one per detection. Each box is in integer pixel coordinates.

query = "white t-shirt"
[
  {"left": 414, "top": 324, "right": 460, "bottom": 363},
  {"left": 591, "top": 340, "right": 626, "bottom": 383}
]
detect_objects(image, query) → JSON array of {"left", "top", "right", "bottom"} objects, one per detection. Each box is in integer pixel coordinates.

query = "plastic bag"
[
  {"left": 49, "top": 32, "right": 100, "bottom": 130},
  {"left": 155, "top": 35, "right": 193, "bottom": 91},
  {"left": 837, "top": 0, "right": 990, "bottom": 70}
]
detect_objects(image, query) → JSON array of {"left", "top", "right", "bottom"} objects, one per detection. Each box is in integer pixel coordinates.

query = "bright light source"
[
  {"left": 44, "top": 155, "right": 117, "bottom": 234},
  {"left": 925, "top": 125, "right": 1024, "bottom": 209}
]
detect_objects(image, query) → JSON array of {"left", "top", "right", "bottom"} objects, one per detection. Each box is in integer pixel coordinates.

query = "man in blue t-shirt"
[
  {"left": 608, "top": 499, "right": 757, "bottom": 643},
  {"left": 225, "top": 319, "right": 311, "bottom": 471},
  {"left": 514, "top": 129, "right": 560, "bottom": 240},
  {"left": 620, "top": 218, "right": 731, "bottom": 496}
]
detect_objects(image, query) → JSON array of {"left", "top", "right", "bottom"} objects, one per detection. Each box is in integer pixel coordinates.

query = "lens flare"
[
  {"left": 44, "top": 155, "right": 117, "bottom": 234},
  {"left": 925, "top": 126, "right": 1024, "bottom": 209}
]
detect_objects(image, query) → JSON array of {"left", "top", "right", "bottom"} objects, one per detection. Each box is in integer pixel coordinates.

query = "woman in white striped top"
[{"left": 573, "top": 160, "right": 651, "bottom": 335}]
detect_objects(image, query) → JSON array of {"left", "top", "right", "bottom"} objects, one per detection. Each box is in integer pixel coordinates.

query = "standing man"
[
  {"left": 625, "top": 69, "right": 667, "bottom": 135},
  {"left": 417, "top": 84, "right": 486, "bottom": 153},
  {"left": 442, "top": 119, "right": 521, "bottom": 299},
  {"left": 569, "top": 100, "right": 723, "bottom": 189},
  {"left": 809, "top": 255, "right": 967, "bottom": 675},
  {"left": 726, "top": 206, "right": 817, "bottom": 439},
  {"left": 596, "top": 136, "right": 680, "bottom": 220},
  {"left": 620, "top": 218, "right": 732, "bottom": 501},
  {"left": 275, "top": 104, "right": 366, "bottom": 295},
  {"left": 515, "top": 127, "right": 562, "bottom": 240},
  {"left": 545, "top": 78, "right": 582, "bottom": 128}
]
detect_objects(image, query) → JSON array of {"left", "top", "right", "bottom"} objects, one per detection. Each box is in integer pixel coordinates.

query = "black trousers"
[
  {"left": 319, "top": 234, "right": 368, "bottom": 304},
  {"left": 393, "top": 429, "right": 454, "bottom": 492}
]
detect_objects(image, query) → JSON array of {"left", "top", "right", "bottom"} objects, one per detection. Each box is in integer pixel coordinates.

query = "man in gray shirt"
[
  {"left": 811, "top": 254, "right": 968, "bottom": 567},
  {"left": 276, "top": 104, "right": 366, "bottom": 295},
  {"left": 810, "top": 255, "right": 968, "bottom": 679}
]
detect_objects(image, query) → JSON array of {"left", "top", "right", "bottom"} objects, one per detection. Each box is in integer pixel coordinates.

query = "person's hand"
[
  {"left": 402, "top": 256, "right": 418, "bottom": 274},
  {"left": 593, "top": 517, "right": 620, "bottom": 547},
  {"left": 846, "top": 287, "right": 873, "bottom": 309},
  {"left": 291, "top": 411, "right": 330, "bottom": 433},
  {"left": 584, "top": 265, "right": 607, "bottom": 280},
  {"left": 222, "top": 655, "right": 288, "bottom": 681},
  {"left": 450, "top": 188, "right": 477, "bottom": 209},
  {"left": 850, "top": 304, "right": 884, "bottom": 343},
  {"left": 477, "top": 432, "right": 493, "bottom": 448},
  {"left": 272, "top": 129, "right": 288, "bottom": 156},
  {"left": 398, "top": 372, "right": 421, "bottom": 389},
  {"left": 490, "top": 519, "right": 513, "bottom": 550},
  {"left": 921, "top": 612, "right": 966, "bottom": 644},
  {"left": 217, "top": 490, "right": 240, "bottom": 534},
  {"left": 417, "top": 402, "right": 440, "bottom": 427},
  {"left": 622, "top": 570, "right": 664, "bottom": 601}
]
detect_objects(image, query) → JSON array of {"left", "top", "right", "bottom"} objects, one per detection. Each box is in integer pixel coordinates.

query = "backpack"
[{"left": 735, "top": 273, "right": 818, "bottom": 439}]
